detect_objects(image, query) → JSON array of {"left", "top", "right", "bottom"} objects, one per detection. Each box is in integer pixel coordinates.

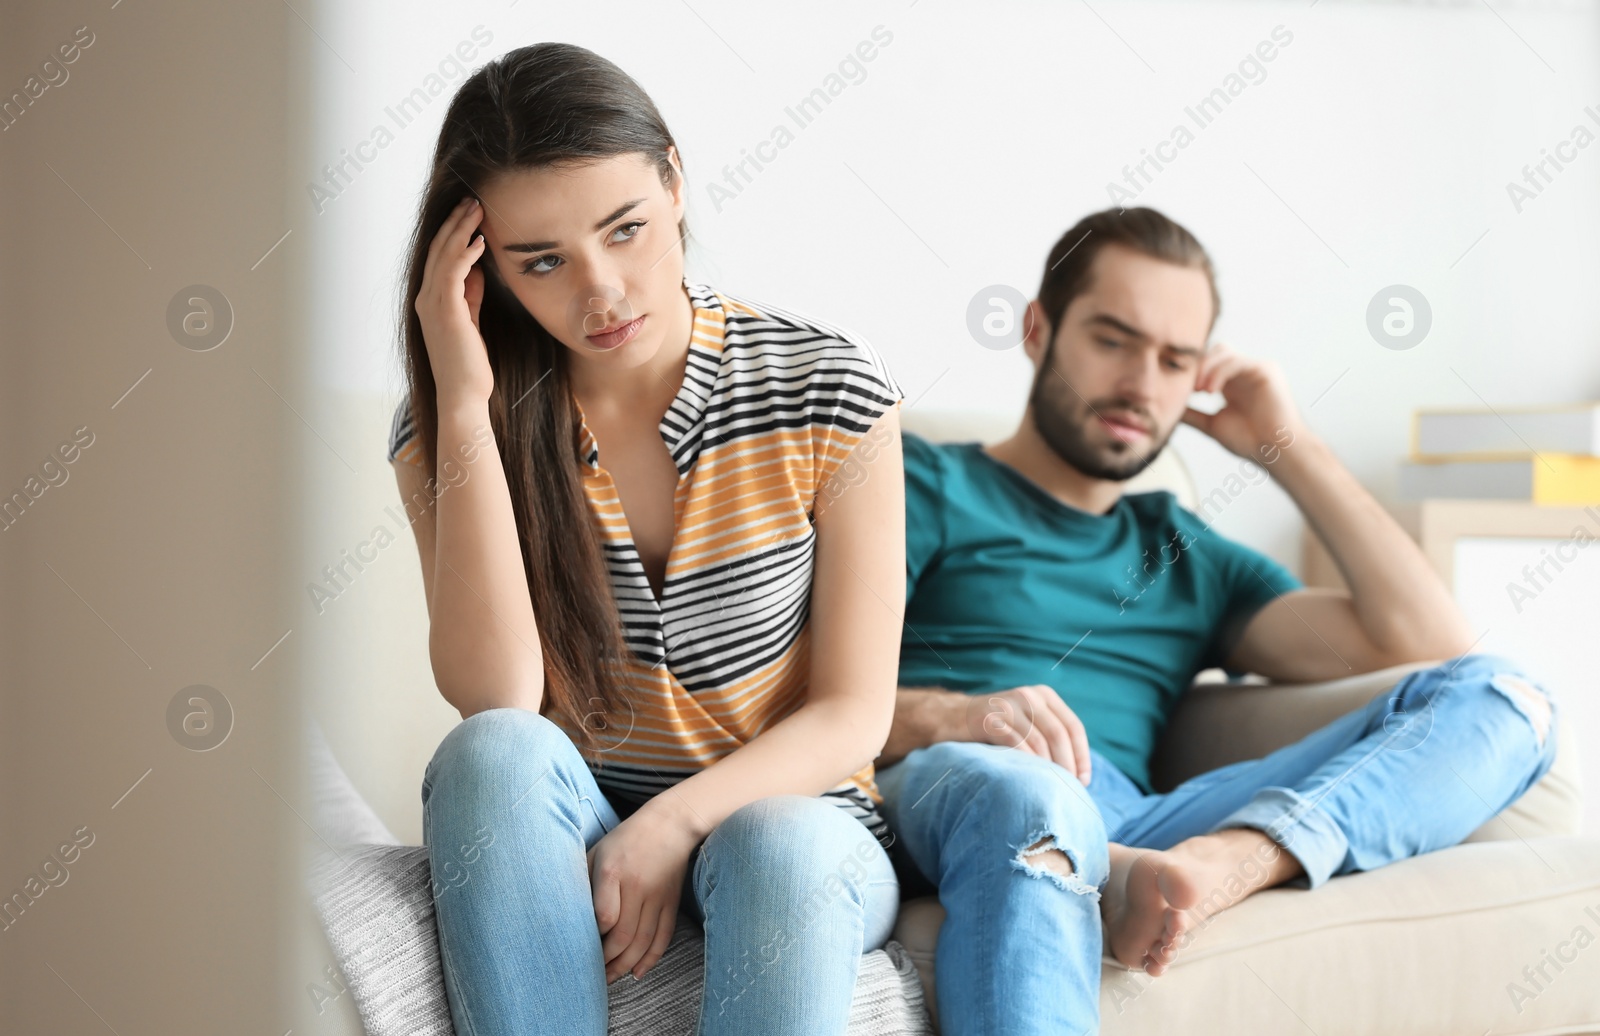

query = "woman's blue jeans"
[
  {"left": 874, "top": 654, "right": 1559, "bottom": 1035},
  {"left": 421, "top": 708, "right": 900, "bottom": 1035}
]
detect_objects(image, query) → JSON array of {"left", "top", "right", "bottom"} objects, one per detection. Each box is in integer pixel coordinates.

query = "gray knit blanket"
[{"left": 306, "top": 844, "right": 933, "bottom": 1036}]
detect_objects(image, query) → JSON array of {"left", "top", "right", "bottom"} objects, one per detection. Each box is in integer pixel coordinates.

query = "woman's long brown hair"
[{"left": 398, "top": 42, "right": 686, "bottom": 757}]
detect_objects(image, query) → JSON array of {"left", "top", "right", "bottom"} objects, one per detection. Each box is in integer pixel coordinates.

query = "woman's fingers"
[
  {"left": 591, "top": 867, "right": 623, "bottom": 938},
  {"left": 635, "top": 899, "right": 679, "bottom": 978},
  {"left": 609, "top": 898, "right": 667, "bottom": 982},
  {"left": 599, "top": 880, "right": 645, "bottom": 968},
  {"left": 419, "top": 197, "right": 474, "bottom": 297},
  {"left": 432, "top": 206, "right": 485, "bottom": 308},
  {"left": 440, "top": 204, "right": 485, "bottom": 286},
  {"left": 418, "top": 197, "right": 482, "bottom": 312}
]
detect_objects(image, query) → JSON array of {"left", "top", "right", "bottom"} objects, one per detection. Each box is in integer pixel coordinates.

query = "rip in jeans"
[
  {"left": 1488, "top": 673, "right": 1553, "bottom": 748},
  {"left": 1013, "top": 831, "right": 1101, "bottom": 900}
]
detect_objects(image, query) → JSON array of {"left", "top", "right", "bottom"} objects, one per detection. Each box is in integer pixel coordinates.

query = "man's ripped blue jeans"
[{"left": 874, "top": 654, "right": 1559, "bottom": 1036}]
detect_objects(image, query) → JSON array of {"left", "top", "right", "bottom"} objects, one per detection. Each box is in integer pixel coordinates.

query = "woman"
[{"left": 385, "top": 42, "right": 908, "bottom": 1035}]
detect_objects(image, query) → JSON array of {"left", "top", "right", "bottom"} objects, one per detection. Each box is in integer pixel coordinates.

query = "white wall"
[
  {"left": 1456, "top": 537, "right": 1600, "bottom": 834},
  {"left": 297, "top": 0, "right": 1600, "bottom": 840}
]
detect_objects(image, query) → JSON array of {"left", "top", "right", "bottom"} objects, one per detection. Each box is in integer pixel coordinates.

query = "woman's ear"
[{"left": 665, "top": 145, "right": 686, "bottom": 220}]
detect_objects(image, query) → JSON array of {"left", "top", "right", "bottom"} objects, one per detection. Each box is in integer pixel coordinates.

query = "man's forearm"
[
  {"left": 1271, "top": 431, "right": 1475, "bottom": 658},
  {"left": 878, "top": 686, "right": 966, "bottom": 768}
]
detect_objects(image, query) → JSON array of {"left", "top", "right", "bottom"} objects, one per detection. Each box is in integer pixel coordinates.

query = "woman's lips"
[{"left": 585, "top": 314, "right": 645, "bottom": 351}]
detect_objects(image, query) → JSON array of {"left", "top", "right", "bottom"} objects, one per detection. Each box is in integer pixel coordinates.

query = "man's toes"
[
  {"left": 1111, "top": 931, "right": 1151, "bottom": 970},
  {"left": 1149, "top": 928, "right": 1181, "bottom": 966},
  {"left": 1163, "top": 905, "right": 1193, "bottom": 943}
]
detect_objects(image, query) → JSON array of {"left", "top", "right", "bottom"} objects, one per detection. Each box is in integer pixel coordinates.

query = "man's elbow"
[
  {"left": 1369, "top": 617, "right": 1479, "bottom": 669},
  {"left": 1427, "top": 629, "right": 1483, "bottom": 664}
]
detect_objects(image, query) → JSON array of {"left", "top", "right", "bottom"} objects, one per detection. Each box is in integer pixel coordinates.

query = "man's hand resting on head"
[
  {"left": 1179, "top": 342, "right": 1304, "bottom": 462},
  {"left": 878, "top": 684, "right": 1092, "bottom": 784}
]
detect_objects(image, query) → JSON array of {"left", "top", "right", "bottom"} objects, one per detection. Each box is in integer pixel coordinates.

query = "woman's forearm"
[
  {"left": 633, "top": 696, "right": 890, "bottom": 842},
  {"left": 429, "top": 397, "right": 545, "bottom": 716}
]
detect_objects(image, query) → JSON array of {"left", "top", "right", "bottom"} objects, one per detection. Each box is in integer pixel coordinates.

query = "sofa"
[{"left": 302, "top": 407, "right": 1600, "bottom": 1034}]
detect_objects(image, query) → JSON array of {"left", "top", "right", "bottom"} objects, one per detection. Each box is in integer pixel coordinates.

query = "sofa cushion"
[
  {"left": 892, "top": 837, "right": 1600, "bottom": 1035},
  {"left": 306, "top": 843, "right": 933, "bottom": 1036}
]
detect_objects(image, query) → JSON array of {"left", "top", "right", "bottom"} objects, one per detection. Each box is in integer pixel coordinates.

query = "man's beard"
[{"left": 1028, "top": 360, "right": 1172, "bottom": 482}]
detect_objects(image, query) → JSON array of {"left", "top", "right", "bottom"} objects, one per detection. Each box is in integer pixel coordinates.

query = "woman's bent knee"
[
  {"left": 424, "top": 707, "right": 582, "bottom": 806},
  {"left": 711, "top": 796, "right": 874, "bottom": 867},
  {"left": 701, "top": 796, "right": 891, "bottom": 915}
]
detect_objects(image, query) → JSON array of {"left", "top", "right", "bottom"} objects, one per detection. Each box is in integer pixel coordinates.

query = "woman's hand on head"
[
  {"left": 587, "top": 805, "right": 702, "bottom": 983},
  {"left": 415, "top": 195, "right": 494, "bottom": 407}
]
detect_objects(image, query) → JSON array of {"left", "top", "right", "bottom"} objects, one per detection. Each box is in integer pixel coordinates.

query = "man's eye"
[
  {"left": 611, "top": 220, "right": 646, "bottom": 243},
  {"left": 522, "top": 254, "right": 562, "bottom": 275},
  {"left": 1098, "top": 338, "right": 1121, "bottom": 349}
]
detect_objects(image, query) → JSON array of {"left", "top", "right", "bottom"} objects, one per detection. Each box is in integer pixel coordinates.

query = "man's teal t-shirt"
[{"left": 899, "top": 432, "right": 1303, "bottom": 792}]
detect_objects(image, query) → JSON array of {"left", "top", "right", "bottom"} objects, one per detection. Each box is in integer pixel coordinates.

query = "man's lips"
[{"left": 1098, "top": 412, "right": 1151, "bottom": 442}]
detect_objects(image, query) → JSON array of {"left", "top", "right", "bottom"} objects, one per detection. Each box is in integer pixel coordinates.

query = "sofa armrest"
[{"left": 1150, "top": 660, "right": 1585, "bottom": 841}]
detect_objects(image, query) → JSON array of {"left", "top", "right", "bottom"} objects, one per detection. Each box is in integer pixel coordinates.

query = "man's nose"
[{"left": 1113, "top": 350, "right": 1162, "bottom": 406}]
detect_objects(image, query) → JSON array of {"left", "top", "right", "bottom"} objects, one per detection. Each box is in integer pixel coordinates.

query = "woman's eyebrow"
[{"left": 502, "top": 198, "right": 647, "bottom": 253}]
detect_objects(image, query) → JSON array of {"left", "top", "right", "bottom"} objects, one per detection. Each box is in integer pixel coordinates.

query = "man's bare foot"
[
  {"left": 1102, "top": 844, "right": 1202, "bottom": 976},
  {"left": 1101, "top": 829, "right": 1302, "bottom": 976}
]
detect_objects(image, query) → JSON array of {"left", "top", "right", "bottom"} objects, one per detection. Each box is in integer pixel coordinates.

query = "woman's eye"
[
  {"left": 611, "top": 220, "right": 646, "bottom": 243},
  {"left": 522, "top": 254, "right": 562, "bottom": 275},
  {"left": 1098, "top": 338, "right": 1121, "bottom": 349}
]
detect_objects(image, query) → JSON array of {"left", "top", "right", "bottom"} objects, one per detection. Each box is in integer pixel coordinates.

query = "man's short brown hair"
[{"left": 1036, "top": 207, "right": 1220, "bottom": 344}]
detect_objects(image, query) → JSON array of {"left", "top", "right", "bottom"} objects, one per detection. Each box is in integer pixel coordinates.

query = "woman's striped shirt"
[{"left": 388, "top": 280, "right": 904, "bottom": 847}]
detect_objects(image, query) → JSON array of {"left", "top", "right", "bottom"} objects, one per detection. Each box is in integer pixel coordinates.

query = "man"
[{"left": 872, "top": 207, "right": 1559, "bottom": 1036}]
